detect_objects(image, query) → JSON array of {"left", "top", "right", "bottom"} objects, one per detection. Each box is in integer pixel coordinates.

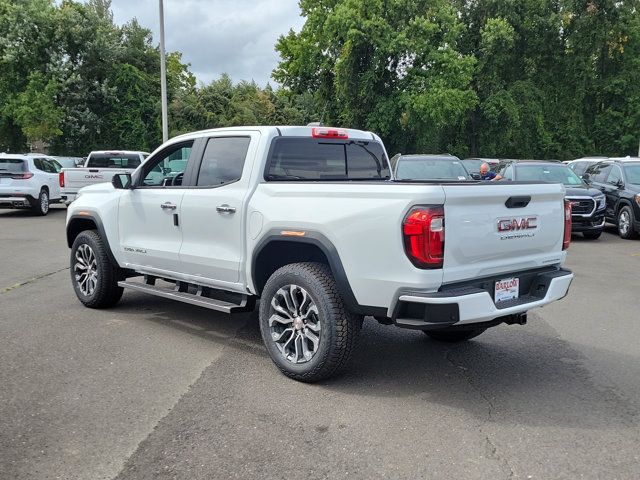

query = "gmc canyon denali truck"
[{"left": 65, "top": 126, "right": 574, "bottom": 382}]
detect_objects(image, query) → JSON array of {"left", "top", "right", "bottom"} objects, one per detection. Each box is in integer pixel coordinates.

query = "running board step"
[{"left": 118, "top": 281, "right": 252, "bottom": 313}]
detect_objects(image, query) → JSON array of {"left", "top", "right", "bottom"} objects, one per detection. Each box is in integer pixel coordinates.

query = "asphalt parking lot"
[{"left": 1, "top": 205, "right": 639, "bottom": 479}]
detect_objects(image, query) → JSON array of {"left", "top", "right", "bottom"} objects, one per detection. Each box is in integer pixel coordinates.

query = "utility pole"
[{"left": 159, "top": 0, "right": 169, "bottom": 143}]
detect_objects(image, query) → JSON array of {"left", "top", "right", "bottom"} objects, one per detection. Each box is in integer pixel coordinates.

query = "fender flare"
[
  {"left": 616, "top": 198, "right": 632, "bottom": 214},
  {"left": 251, "top": 229, "right": 384, "bottom": 316},
  {"left": 66, "top": 213, "right": 118, "bottom": 266}
]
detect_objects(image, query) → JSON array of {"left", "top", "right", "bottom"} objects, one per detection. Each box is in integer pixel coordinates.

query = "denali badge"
[{"left": 497, "top": 217, "right": 537, "bottom": 232}]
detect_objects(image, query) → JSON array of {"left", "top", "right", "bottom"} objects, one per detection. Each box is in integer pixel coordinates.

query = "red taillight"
[
  {"left": 402, "top": 206, "right": 445, "bottom": 268},
  {"left": 311, "top": 127, "right": 349, "bottom": 139},
  {"left": 59, "top": 171, "right": 65, "bottom": 187},
  {"left": 11, "top": 172, "right": 34, "bottom": 179},
  {"left": 563, "top": 200, "right": 572, "bottom": 250}
]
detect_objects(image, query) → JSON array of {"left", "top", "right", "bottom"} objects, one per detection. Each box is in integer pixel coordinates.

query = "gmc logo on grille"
[{"left": 497, "top": 217, "right": 537, "bottom": 232}]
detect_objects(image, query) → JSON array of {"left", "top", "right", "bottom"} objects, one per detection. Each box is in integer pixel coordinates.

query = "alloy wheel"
[
  {"left": 74, "top": 244, "right": 98, "bottom": 296},
  {"left": 40, "top": 191, "right": 49, "bottom": 213},
  {"left": 619, "top": 210, "right": 630, "bottom": 236},
  {"left": 268, "top": 285, "right": 321, "bottom": 364}
]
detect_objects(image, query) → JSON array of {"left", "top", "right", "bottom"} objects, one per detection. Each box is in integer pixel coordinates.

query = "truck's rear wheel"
[
  {"left": 259, "top": 262, "right": 362, "bottom": 382},
  {"left": 70, "top": 230, "right": 123, "bottom": 308},
  {"left": 424, "top": 327, "right": 486, "bottom": 343}
]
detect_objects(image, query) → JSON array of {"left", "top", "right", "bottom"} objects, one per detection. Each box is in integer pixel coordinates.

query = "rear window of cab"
[
  {"left": 87, "top": 153, "right": 141, "bottom": 168},
  {"left": 265, "top": 138, "right": 390, "bottom": 181}
]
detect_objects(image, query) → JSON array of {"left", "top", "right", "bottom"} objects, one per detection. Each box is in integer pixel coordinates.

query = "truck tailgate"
[
  {"left": 441, "top": 182, "right": 566, "bottom": 284},
  {"left": 63, "top": 168, "right": 128, "bottom": 191}
]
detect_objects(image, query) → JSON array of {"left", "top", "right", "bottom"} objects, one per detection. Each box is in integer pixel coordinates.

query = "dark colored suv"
[
  {"left": 499, "top": 160, "right": 606, "bottom": 239},
  {"left": 584, "top": 160, "right": 640, "bottom": 239}
]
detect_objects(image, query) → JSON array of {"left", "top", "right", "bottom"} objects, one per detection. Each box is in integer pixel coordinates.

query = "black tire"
[
  {"left": 70, "top": 230, "right": 124, "bottom": 308},
  {"left": 617, "top": 206, "right": 638, "bottom": 239},
  {"left": 259, "top": 262, "right": 362, "bottom": 383},
  {"left": 32, "top": 189, "right": 49, "bottom": 216},
  {"left": 582, "top": 230, "right": 602, "bottom": 240},
  {"left": 424, "top": 327, "right": 486, "bottom": 343}
]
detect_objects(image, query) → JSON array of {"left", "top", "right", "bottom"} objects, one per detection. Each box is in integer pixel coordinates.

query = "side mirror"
[
  {"left": 581, "top": 173, "right": 591, "bottom": 184},
  {"left": 616, "top": 179, "right": 625, "bottom": 189},
  {"left": 471, "top": 173, "right": 481, "bottom": 180},
  {"left": 112, "top": 173, "right": 132, "bottom": 189}
]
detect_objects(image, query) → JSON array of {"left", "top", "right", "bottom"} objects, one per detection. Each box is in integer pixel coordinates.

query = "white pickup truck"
[
  {"left": 60, "top": 150, "right": 148, "bottom": 204},
  {"left": 65, "top": 126, "right": 574, "bottom": 382}
]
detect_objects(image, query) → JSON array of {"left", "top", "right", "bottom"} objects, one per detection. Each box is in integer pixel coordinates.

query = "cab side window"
[
  {"left": 589, "top": 164, "right": 612, "bottom": 183},
  {"left": 140, "top": 142, "right": 193, "bottom": 187},
  {"left": 42, "top": 159, "right": 58, "bottom": 173},
  {"left": 196, "top": 137, "right": 250, "bottom": 187},
  {"left": 606, "top": 166, "right": 623, "bottom": 185},
  {"left": 33, "top": 158, "right": 45, "bottom": 171}
]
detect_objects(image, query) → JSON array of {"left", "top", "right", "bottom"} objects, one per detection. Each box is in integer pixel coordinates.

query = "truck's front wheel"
[
  {"left": 259, "top": 262, "right": 362, "bottom": 382},
  {"left": 70, "top": 230, "right": 124, "bottom": 308}
]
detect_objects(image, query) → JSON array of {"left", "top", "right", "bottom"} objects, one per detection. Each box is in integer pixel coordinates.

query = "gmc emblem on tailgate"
[{"left": 497, "top": 217, "right": 537, "bottom": 232}]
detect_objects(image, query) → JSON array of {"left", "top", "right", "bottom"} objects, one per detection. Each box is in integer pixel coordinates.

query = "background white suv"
[{"left": 0, "top": 154, "right": 63, "bottom": 215}]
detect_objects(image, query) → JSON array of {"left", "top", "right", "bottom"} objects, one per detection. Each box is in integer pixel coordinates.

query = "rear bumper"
[
  {"left": 391, "top": 267, "right": 573, "bottom": 329},
  {"left": 61, "top": 191, "right": 77, "bottom": 205},
  {"left": 0, "top": 195, "right": 35, "bottom": 208}
]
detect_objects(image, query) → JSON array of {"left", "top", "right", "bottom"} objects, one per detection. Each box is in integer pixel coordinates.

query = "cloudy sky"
[{"left": 108, "top": 0, "right": 305, "bottom": 86}]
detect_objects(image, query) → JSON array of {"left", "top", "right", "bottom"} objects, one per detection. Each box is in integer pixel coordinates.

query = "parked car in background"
[
  {"left": 462, "top": 157, "right": 501, "bottom": 175},
  {"left": 60, "top": 150, "right": 149, "bottom": 204},
  {"left": 392, "top": 154, "right": 474, "bottom": 180},
  {"left": 499, "top": 160, "right": 606, "bottom": 239},
  {"left": 584, "top": 159, "right": 640, "bottom": 239},
  {"left": 0, "top": 154, "right": 63, "bottom": 215},
  {"left": 566, "top": 157, "right": 608, "bottom": 177}
]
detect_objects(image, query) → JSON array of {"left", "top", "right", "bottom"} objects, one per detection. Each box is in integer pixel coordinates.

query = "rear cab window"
[
  {"left": 265, "top": 138, "right": 390, "bottom": 181},
  {"left": 87, "top": 153, "right": 141, "bottom": 168}
]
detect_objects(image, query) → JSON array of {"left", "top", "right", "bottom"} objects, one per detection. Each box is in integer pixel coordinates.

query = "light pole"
[{"left": 159, "top": 0, "right": 169, "bottom": 143}]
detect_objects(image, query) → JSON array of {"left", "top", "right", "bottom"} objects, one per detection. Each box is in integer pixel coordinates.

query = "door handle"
[
  {"left": 161, "top": 202, "right": 177, "bottom": 210},
  {"left": 216, "top": 204, "right": 236, "bottom": 214}
]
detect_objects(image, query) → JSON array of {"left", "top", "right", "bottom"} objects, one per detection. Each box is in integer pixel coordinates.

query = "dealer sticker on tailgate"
[{"left": 495, "top": 277, "right": 519, "bottom": 303}]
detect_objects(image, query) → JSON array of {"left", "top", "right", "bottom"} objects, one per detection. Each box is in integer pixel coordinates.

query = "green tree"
[
  {"left": 12, "top": 72, "right": 63, "bottom": 143},
  {"left": 274, "top": 0, "right": 477, "bottom": 154}
]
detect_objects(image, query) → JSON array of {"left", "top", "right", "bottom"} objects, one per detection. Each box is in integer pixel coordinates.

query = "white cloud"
[{"left": 109, "top": 0, "right": 305, "bottom": 86}]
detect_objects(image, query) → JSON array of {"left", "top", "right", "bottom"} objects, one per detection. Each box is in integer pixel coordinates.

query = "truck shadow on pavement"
[{"left": 115, "top": 293, "right": 639, "bottom": 431}]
